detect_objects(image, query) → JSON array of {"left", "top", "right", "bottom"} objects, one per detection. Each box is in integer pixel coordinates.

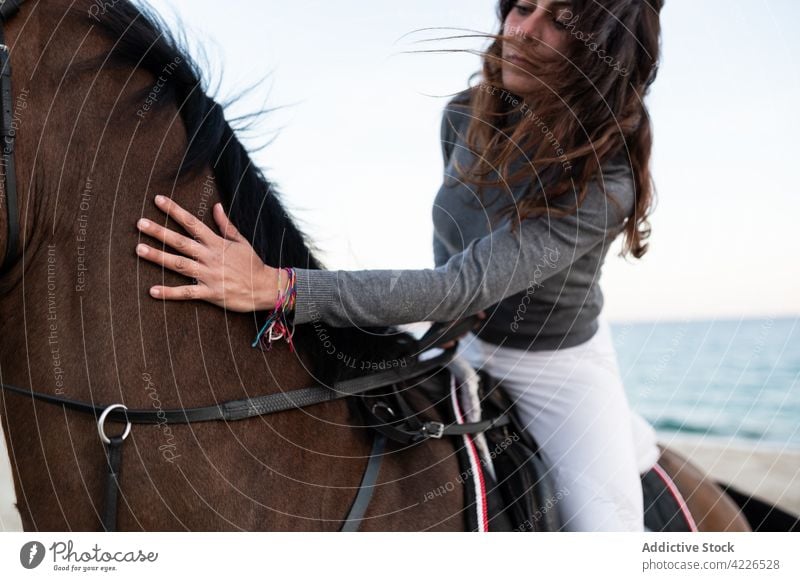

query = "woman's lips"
[{"left": 504, "top": 53, "right": 534, "bottom": 68}]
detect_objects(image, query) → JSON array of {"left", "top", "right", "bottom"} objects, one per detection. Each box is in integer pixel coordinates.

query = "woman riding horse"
[{"left": 135, "top": 0, "right": 666, "bottom": 531}]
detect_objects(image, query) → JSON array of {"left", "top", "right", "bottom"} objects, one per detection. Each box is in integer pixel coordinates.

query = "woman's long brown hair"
[{"left": 457, "top": 0, "right": 664, "bottom": 259}]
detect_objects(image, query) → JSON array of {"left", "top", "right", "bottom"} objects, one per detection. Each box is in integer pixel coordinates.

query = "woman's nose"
[{"left": 514, "top": 9, "right": 548, "bottom": 41}]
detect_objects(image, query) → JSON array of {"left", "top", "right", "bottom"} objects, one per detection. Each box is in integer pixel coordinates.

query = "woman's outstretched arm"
[
  {"left": 135, "top": 160, "right": 634, "bottom": 328},
  {"left": 290, "top": 164, "right": 634, "bottom": 327}
]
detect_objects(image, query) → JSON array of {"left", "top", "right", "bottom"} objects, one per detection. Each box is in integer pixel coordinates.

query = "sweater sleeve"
[
  {"left": 433, "top": 93, "right": 468, "bottom": 268},
  {"left": 291, "top": 161, "right": 635, "bottom": 328}
]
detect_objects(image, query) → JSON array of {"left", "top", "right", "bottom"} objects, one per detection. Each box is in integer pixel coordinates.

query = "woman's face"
[{"left": 501, "top": 1, "right": 573, "bottom": 97}]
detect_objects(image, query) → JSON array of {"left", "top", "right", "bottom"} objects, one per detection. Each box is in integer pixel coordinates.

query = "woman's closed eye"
[
  {"left": 513, "top": 2, "right": 534, "bottom": 17},
  {"left": 514, "top": 2, "right": 571, "bottom": 31},
  {"left": 553, "top": 17, "right": 568, "bottom": 31},
  {"left": 553, "top": 7, "right": 572, "bottom": 30}
]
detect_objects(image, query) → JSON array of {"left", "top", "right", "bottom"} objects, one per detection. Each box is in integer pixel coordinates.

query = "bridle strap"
[
  {"left": 0, "top": 0, "right": 24, "bottom": 277},
  {"left": 0, "top": 0, "right": 25, "bottom": 20}
]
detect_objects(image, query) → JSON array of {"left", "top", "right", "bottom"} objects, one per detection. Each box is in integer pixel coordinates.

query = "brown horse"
[
  {"left": 0, "top": 0, "right": 467, "bottom": 531},
  {"left": 654, "top": 446, "right": 751, "bottom": 532}
]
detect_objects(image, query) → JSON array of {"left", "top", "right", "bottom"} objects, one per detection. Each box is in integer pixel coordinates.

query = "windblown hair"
[
  {"left": 89, "top": 1, "right": 416, "bottom": 386},
  {"left": 461, "top": 0, "right": 664, "bottom": 258}
]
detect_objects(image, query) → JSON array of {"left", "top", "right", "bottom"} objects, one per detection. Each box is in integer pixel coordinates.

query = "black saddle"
[
  {"left": 364, "top": 361, "right": 701, "bottom": 532},
  {"left": 357, "top": 365, "right": 561, "bottom": 532}
]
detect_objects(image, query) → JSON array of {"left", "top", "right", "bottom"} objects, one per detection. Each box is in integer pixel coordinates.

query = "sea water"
[{"left": 612, "top": 317, "right": 799, "bottom": 448}]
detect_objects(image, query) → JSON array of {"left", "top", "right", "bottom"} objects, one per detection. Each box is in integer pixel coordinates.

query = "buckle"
[{"left": 421, "top": 421, "right": 445, "bottom": 439}]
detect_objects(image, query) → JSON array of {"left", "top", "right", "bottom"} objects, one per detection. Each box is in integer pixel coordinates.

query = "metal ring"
[
  {"left": 97, "top": 404, "right": 132, "bottom": 445},
  {"left": 371, "top": 402, "right": 396, "bottom": 419}
]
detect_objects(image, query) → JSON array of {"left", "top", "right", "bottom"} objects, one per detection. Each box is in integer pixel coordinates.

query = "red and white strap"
[{"left": 450, "top": 374, "right": 489, "bottom": 532}]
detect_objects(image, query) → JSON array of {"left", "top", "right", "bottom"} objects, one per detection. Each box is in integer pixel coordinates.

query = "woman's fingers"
[
  {"left": 136, "top": 243, "right": 203, "bottom": 279},
  {"left": 137, "top": 218, "right": 204, "bottom": 258},
  {"left": 213, "top": 203, "right": 244, "bottom": 242},
  {"left": 149, "top": 284, "right": 209, "bottom": 301},
  {"left": 153, "top": 195, "right": 216, "bottom": 244}
]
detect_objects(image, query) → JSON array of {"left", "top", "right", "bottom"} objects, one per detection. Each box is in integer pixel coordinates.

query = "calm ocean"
[{"left": 611, "top": 317, "right": 800, "bottom": 448}]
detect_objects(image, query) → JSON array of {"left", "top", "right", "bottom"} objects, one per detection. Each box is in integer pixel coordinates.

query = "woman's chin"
[{"left": 501, "top": 72, "right": 541, "bottom": 100}]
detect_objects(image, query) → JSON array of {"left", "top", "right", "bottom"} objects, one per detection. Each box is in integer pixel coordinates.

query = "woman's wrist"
[
  {"left": 257, "top": 266, "right": 296, "bottom": 312},
  {"left": 251, "top": 266, "right": 297, "bottom": 351},
  {"left": 256, "top": 265, "right": 279, "bottom": 311},
  {"left": 274, "top": 267, "right": 286, "bottom": 309}
]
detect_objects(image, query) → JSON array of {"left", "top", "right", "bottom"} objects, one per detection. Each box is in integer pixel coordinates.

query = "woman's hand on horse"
[{"left": 135, "top": 195, "right": 281, "bottom": 312}]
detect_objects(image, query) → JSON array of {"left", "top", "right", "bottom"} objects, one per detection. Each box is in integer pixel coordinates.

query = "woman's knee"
[{"left": 553, "top": 464, "right": 645, "bottom": 532}]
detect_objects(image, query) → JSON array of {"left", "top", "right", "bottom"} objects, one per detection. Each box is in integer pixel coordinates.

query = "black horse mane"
[{"left": 88, "top": 1, "right": 419, "bottom": 386}]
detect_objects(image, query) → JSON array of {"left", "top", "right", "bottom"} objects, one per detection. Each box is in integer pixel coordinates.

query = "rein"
[{"left": 0, "top": 0, "right": 23, "bottom": 277}]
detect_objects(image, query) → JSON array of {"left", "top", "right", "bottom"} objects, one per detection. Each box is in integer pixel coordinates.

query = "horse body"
[
  {"left": 0, "top": 0, "right": 463, "bottom": 531},
  {"left": 654, "top": 446, "right": 751, "bottom": 532}
]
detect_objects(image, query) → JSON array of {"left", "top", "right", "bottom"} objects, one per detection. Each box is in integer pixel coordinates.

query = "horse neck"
[{"left": 0, "top": 0, "right": 314, "bottom": 410}]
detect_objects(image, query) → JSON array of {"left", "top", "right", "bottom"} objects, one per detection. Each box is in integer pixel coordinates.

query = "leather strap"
[
  {"left": 340, "top": 433, "right": 386, "bottom": 532},
  {"left": 0, "top": 0, "right": 25, "bottom": 22},
  {"left": 0, "top": 15, "right": 19, "bottom": 277},
  {"left": 416, "top": 314, "right": 481, "bottom": 352},
  {"left": 102, "top": 436, "right": 124, "bottom": 532},
  {"left": 0, "top": 345, "right": 458, "bottom": 424},
  {"left": 359, "top": 394, "right": 511, "bottom": 445}
]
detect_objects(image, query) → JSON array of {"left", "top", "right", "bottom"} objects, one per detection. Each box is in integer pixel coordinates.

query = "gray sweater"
[{"left": 291, "top": 92, "right": 636, "bottom": 350}]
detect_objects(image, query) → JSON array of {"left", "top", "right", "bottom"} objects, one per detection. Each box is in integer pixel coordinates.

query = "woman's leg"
[{"left": 457, "top": 319, "right": 651, "bottom": 531}]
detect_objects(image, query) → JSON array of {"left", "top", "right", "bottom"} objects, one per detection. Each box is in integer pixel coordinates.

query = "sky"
[{"left": 139, "top": 0, "right": 799, "bottom": 322}]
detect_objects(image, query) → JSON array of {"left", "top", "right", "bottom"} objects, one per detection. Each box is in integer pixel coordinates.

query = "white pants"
[{"left": 457, "top": 317, "right": 660, "bottom": 532}]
